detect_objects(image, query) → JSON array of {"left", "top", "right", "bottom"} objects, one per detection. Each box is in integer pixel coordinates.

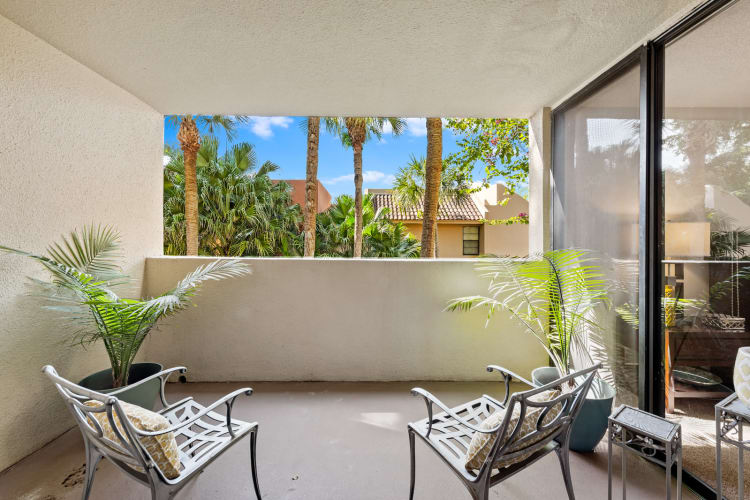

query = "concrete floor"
[{"left": 0, "top": 382, "right": 700, "bottom": 500}]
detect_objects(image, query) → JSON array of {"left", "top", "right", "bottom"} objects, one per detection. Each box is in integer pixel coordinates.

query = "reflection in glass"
[
  {"left": 662, "top": 0, "right": 750, "bottom": 493},
  {"left": 553, "top": 65, "right": 641, "bottom": 406}
]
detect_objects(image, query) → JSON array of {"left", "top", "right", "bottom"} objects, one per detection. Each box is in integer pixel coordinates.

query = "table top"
[
  {"left": 716, "top": 393, "right": 750, "bottom": 420},
  {"left": 610, "top": 405, "right": 680, "bottom": 441}
]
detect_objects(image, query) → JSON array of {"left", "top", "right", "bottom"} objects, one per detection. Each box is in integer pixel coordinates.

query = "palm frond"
[
  {"left": 448, "top": 249, "right": 611, "bottom": 375},
  {"left": 140, "top": 259, "right": 250, "bottom": 317},
  {"left": 45, "top": 224, "right": 125, "bottom": 282},
  {"left": 3, "top": 232, "right": 250, "bottom": 387}
]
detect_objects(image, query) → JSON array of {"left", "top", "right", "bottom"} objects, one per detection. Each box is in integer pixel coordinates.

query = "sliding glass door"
[
  {"left": 552, "top": 62, "right": 641, "bottom": 407},
  {"left": 553, "top": 0, "right": 749, "bottom": 495},
  {"left": 661, "top": 0, "right": 750, "bottom": 493}
]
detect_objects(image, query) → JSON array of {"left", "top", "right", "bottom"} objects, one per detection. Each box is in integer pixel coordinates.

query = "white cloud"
[
  {"left": 404, "top": 117, "right": 427, "bottom": 136},
  {"left": 163, "top": 155, "right": 171, "bottom": 166},
  {"left": 326, "top": 173, "right": 354, "bottom": 184},
  {"left": 365, "top": 171, "right": 395, "bottom": 184},
  {"left": 247, "top": 116, "right": 293, "bottom": 139},
  {"left": 381, "top": 118, "right": 429, "bottom": 137},
  {"left": 325, "top": 170, "right": 395, "bottom": 185}
]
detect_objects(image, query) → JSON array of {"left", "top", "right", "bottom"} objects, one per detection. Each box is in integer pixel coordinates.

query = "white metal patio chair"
[
  {"left": 43, "top": 365, "right": 262, "bottom": 500},
  {"left": 408, "top": 363, "right": 600, "bottom": 500}
]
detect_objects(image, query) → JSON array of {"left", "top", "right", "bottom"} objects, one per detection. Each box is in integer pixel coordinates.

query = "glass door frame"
[{"left": 551, "top": 0, "right": 737, "bottom": 497}]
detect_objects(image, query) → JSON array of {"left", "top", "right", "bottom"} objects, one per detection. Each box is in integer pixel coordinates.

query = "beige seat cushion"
[
  {"left": 85, "top": 400, "right": 181, "bottom": 479},
  {"left": 464, "top": 389, "right": 562, "bottom": 470}
]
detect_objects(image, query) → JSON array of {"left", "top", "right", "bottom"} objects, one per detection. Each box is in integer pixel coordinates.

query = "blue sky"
[{"left": 164, "top": 117, "right": 474, "bottom": 198}]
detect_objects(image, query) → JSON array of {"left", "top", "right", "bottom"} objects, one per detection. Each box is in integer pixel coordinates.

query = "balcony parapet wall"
[{"left": 144, "top": 257, "right": 547, "bottom": 382}]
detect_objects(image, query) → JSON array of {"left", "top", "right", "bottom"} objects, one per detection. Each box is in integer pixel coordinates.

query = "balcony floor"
[{"left": 0, "top": 381, "right": 698, "bottom": 499}]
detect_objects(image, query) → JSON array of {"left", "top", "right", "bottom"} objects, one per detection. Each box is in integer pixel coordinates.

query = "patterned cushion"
[
  {"left": 85, "top": 400, "right": 181, "bottom": 479},
  {"left": 464, "top": 389, "right": 562, "bottom": 470}
]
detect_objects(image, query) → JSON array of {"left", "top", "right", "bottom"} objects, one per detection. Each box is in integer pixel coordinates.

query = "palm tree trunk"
[
  {"left": 421, "top": 117, "right": 443, "bottom": 258},
  {"left": 434, "top": 220, "right": 439, "bottom": 258},
  {"left": 353, "top": 141, "right": 364, "bottom": 258},
  {"left": 177, "top": 117, "right": 201, "bottom": 255},
  {"left": 304, "top": 117, "right": 320, "bottom": 257}
]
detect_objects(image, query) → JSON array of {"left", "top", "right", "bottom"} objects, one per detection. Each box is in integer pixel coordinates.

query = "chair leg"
[
  {"left": 409, "top": 429, "right": 416, "bottom": 500},
  {"left": 466, "top": 468, "right": 491, "bottom": 500},
  {"left": 250, "top": 428, "right": 262, "bottom": 500},
  {"left": 81, "top": 439, "right": 102, "bottom": 500},
  {"left": 475, "top": 479, "right": 490, "bottom": 500},
  {"left": 556, "top": 445, "right": 576, "bottom": 500}
]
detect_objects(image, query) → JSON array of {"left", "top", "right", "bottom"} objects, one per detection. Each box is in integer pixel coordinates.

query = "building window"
[{"left": 462, "top": 226, "right": 479, "bottom": 255}]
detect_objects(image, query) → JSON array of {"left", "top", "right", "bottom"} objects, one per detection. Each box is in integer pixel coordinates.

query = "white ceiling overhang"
[{"left": 0, "top": 0, "right": 703, "bottom": 117}]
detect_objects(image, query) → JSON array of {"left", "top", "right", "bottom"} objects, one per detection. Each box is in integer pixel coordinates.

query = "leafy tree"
[
  {"left": 325, "top": 117, "right": 406, "bottom": 257},
  {"left": 393, "top": 155, "right": 472, "bottom": 257},
  {"left": 665, "top": 119, "right": 750, "bottom": 207},
  {"left": 444, "top": 118, "right": 529, "bottom": 203},
  {"left": 164, "top": 137, "right": 302, "bottom": 256},
  {"left": 315, "top": 194, "right": 419, "bottom": 258},
  {"left": 706, "top": 121, "right": 750, "bottom": 205},
  {"left": 166, "top": 115, "right": 248, "bottom": 255}
]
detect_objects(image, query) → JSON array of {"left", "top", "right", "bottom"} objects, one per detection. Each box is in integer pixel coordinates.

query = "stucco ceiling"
[{"left": 0, "top": 0, "right": 703, "bottom": 117}]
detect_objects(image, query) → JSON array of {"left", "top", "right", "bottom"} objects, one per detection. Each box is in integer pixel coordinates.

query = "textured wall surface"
[
  {"left": 528, "top": 107, "right": 552, "bottom": 255},
  {"left": 0, "top": 0, "right": 702, "bottom": 117},
  {"left": 0, "top": 15, "right": 163, "bottom": 470},
  {"left": 143, "top": 257, "right": 546, "bottom": 383},
  {"left": 471, "top": 185, "right": 530, "bottom": 258}
]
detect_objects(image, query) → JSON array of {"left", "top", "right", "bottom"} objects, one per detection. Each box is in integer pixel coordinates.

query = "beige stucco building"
[
  {"left": 275, "top": 179, "right": 332, "bottom": 212},
  {"left": 369, "top": 183, "right": 529, "bottom": 258}
]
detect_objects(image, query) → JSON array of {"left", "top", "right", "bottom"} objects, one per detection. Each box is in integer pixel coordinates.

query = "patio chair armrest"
[
  {"left": 486, "top": 365, "right": 534, "bottom": 406},
  {"left": 107, "top": 366, "right": 187, "bottom": 408},
  {"left": 410, "top": 388, "right": 488, "bottom": 436},
  {"left": 136, "top": 387, "right": 253, "bottom": 438}
]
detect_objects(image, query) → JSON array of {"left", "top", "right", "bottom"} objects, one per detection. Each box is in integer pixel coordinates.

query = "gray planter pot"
[
  {"left": 531, "top": 366, "right": 615, "bottom": 452},
  {"left": 78, "top": 362, "right": 163, "bottom": 410}
]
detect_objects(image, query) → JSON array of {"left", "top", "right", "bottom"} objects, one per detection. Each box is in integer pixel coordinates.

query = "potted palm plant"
[
  {"left": 1, "top": 225, "right": 250, "bottom": 408},
  {"left": 448, "top": 249, "right": 615, "bottom": 452}
]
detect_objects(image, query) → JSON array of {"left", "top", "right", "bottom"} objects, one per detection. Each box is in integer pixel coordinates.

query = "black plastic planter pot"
[
  {"left": 78, "top": 362, "right": 163, "bottom": 410},
  {"left": 531, "top": 366, "right": 615, "bottom": 452}
]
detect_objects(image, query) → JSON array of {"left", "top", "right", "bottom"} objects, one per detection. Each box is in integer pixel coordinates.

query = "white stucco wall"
[
  {"left": 471, "top": 184, "right": 529, "bottom": 257},
  {"left": 0, "top": 15, "right": 163, "bottom": 470},
  {"left": 528, "top": 107, "right": 552, "bottom": 254},
  {"left": 143, "top": 257, "right": 546, "bottom": 383}
]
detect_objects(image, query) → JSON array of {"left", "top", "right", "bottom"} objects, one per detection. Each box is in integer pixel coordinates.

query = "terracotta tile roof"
[{"left": 370, "top": 192, "right": 482, "bottom": 221}]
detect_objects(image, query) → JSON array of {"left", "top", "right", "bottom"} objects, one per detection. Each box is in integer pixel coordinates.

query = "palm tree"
[
  {"left": 365, "top": 220, "right": 421, "bottom": 258},
  {"left": 200, "top": 140, "right": 301, "bottom": 256},
  {"left": 1, "top": 225, "right": 249, "bottom": 387},
  {"left": 422, "top": 117, "right": 443, "bottom": 257},
  {"left": 315, "top": 194, "right": 419, "bottom": 257},
  {"left": 303, "top": 117, "right": 320, "bottom": 257},
  {"left": 167, "top": 115, "right": 248, "bottom": 255},
  {"left": 326, "top": 117, "right": 406, "bottom": 257},
  {"left": 393, "top": 155, "right": 472, "bottom": 257},
  {"left": 163, "top": 136, "right": 301, "bottom": 256}
]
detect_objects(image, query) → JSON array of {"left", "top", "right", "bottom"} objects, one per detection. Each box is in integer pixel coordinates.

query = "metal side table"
[
  {"left": 715, "top": 393, "right": 749, "bottom": 499},
  {"left": 608, "top": 405, "right": 682, "bottom": 500}
]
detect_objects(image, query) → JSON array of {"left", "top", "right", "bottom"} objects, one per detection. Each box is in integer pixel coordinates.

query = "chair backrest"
[
  {"left": 484, "top": 363, "right": 600, "bottom": 470},
  {"left": 42, "top": 365, "right": 152, "bottom": 477}
]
